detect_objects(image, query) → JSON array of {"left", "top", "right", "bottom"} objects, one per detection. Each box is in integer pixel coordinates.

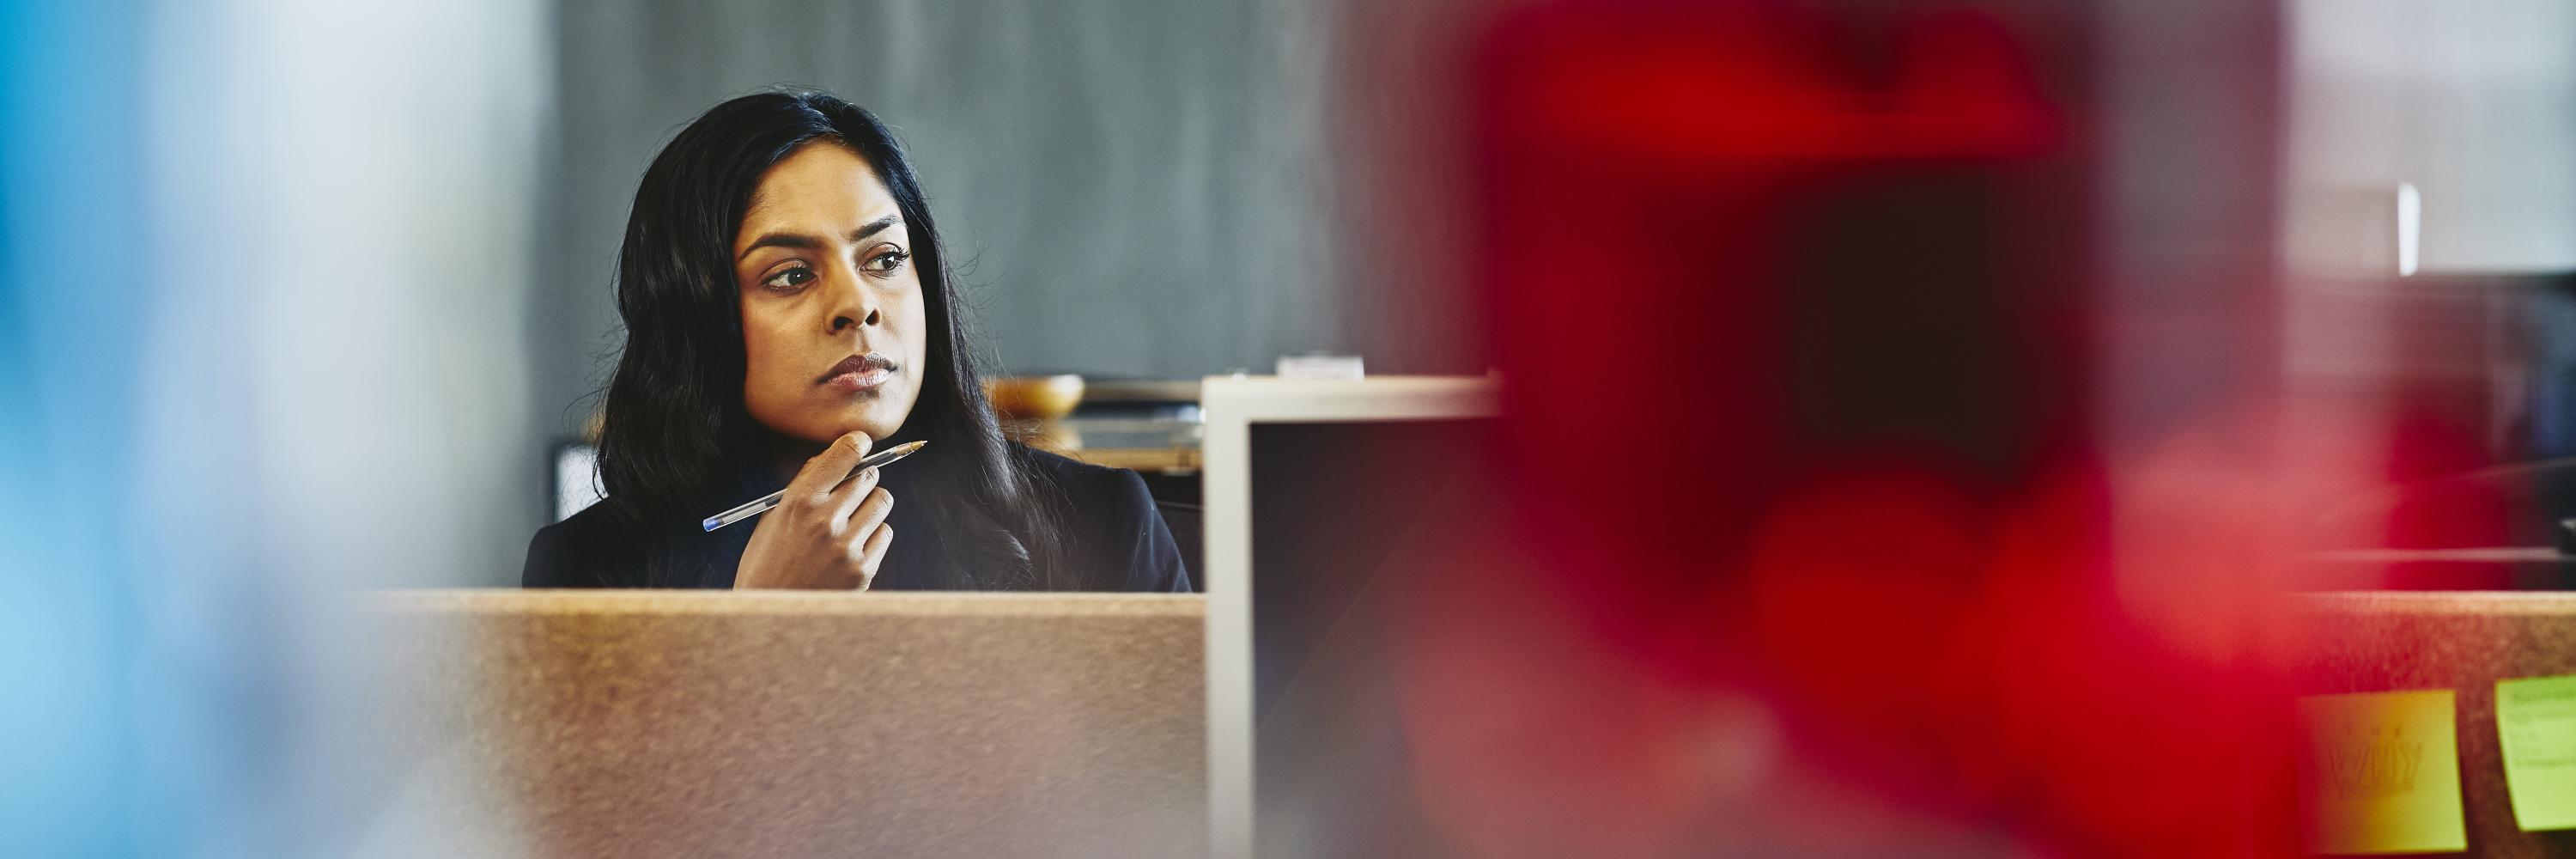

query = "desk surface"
[{"left": 364, "top": 590, "right": 1206, "bottom": 859}]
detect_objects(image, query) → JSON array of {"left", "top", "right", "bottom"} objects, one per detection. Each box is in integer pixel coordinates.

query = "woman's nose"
[
  {"left": 827, "top": 266, "right": 880, "bottom": 332},
  {"left": 830, "top": 306, "right": 880, "bottom": 332}
]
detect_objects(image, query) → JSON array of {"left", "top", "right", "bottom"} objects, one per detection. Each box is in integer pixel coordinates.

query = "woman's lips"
[{"left": 819, "top": 354, "right": 896, "bottom": 393}]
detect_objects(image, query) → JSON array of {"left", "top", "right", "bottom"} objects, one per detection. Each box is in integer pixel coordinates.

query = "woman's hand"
[{"left": 734, "top": 430, "right": 895, "bottom": 589}]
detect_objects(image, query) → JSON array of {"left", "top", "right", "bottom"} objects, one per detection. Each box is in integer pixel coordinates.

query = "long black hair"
[{"left": 593, "top": 88, "right": 1067, "bottom": 589}]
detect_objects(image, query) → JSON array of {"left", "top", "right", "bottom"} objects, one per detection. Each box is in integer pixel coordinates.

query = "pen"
[{"left": 701, "top": 440, "right": 928, "bottom": 532}]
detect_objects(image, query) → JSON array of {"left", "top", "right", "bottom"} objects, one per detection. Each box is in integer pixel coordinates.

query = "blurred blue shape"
[{"left": 0, "top": 0, "right": 150, "bottom": 854}]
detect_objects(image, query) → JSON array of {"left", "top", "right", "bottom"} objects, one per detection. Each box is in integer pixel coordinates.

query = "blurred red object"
[{"left": 1382, "top": 2, "right": 2303, "bottom": 856}]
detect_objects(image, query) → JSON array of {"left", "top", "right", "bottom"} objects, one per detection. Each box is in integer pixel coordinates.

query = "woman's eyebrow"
[{"left": 737, "top": 215, "right": 905, "bottom": 261}]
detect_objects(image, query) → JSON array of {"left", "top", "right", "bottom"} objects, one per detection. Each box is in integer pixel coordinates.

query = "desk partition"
[
  {"left": 364, "top": 590, "right": 1205, "bottom": 859},
  {"left": 2303, "top": 593, "right": 2576, "bottom": 856}
]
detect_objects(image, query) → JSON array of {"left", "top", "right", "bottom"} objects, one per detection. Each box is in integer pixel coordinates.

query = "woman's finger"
[
  {"left": 859, "top": 521, "right": 893, "bottom": 574},
  {"left": 786, "top": 430, "right": 872, "bottom": 506},
  {"left": 827, "top": 466, "right": 880, "bottom": 525},
  {"left": 848, "top": 486, "right": 894, "bottom": 534}
]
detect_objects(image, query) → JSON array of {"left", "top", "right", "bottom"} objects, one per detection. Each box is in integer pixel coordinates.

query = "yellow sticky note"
[
  {"left": 2299, "top": 689, "right": 2467, "bottom": 854},
  {"left": 2498, "top": 674, "right": 2576, "bottom": 831}
]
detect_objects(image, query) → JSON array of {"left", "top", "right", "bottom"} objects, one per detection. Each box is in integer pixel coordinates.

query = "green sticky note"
[
  {"left": 2300, "top": 689, "right": 2468, "bottom": 854},
  {"left": 2498, "top": 674, "right": 2576, "bottom": 831}
]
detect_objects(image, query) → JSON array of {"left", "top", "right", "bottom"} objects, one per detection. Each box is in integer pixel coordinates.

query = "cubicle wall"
[
  {"left": 2303, "top": 593, "right": 2576, "bottom": 856},
  {"left": 364, "top": 591, "right": 1206, "bottom": 859}
]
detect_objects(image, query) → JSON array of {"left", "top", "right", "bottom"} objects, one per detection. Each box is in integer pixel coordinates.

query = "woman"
[{"left": 524, "top": 89, "right": 1189, "bottom": 592}]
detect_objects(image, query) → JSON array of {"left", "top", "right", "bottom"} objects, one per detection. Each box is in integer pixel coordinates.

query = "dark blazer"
[{"left": 523, "top": 445, "right": 1192, "bottom": 592}]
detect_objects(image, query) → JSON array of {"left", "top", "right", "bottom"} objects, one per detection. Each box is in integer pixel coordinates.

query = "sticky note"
[
  {"left": 2299, "top": 689, "right": 2467, "bottom": 854},
  {"left": 2498, "top": 674, "right": 2576, "bottom": 831}
]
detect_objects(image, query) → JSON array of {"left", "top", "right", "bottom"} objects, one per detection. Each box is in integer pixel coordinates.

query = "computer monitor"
[{"left": 1200, "top": 375, "right": 1500, "bottom": 857}]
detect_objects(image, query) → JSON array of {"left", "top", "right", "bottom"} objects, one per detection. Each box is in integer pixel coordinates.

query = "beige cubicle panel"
[
  {"left": 2302, "top": 593, "right": 2576, "bottom": 857},
  {"left": 363, "top": 590, "right": 1206, "bottom": 859}
]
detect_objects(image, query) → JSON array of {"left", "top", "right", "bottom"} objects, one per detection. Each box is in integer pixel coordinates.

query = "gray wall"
[
  {"left": 538, "top": 0, "right": 1380, "bottom": 438},
  {"left": 2285, "top": 0, "right": 2576, "bottom": 276}
]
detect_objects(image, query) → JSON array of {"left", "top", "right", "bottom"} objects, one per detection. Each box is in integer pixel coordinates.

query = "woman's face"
[{"left": 732, "top": 142, "right": 930, "bottom": 448}]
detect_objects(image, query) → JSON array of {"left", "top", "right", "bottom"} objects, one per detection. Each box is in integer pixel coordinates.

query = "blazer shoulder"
[
  {"left": 1013, "top": 444, "right": 1191, "bottom": 593},
  {"left": 1018, "top": 444, "right": 1150, "bottom": 497},
  {"left": 522, "top": 502, "right": 626, "bottom": 588}
]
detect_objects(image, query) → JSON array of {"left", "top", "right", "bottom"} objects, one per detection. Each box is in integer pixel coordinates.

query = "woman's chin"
[
  {"left": 756, "top": 409, "right": 908, "bottom": 450},
  {"left": 827, "top": 402, "right": 912, "bottom": 443}
]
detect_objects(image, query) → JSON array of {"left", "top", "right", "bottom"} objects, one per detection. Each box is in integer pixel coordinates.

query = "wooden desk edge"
[
  {"left": 2298, "top": 590, "right": 2576, "bottom": 616},
  {"left": 1056, "top": 447, "right": 1201, "bottom": 472}
]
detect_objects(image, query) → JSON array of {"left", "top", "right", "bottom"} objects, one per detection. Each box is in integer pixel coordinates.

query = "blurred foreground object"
[{"left": 1293, "top": 1, "right": 2309, "bottom": 855}]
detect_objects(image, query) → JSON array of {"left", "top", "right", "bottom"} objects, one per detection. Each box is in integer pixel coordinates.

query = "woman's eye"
[
  {"left": 762, "top": 267, "right": 814, "bottom": 290},
  {"left": 870, "top": 250, "right": 909, "bottom": 274}
]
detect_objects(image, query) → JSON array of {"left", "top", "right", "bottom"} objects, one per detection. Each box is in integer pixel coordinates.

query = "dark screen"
[{"left": 1249, "top": 417, "right": 1493, "bottom": 856}]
